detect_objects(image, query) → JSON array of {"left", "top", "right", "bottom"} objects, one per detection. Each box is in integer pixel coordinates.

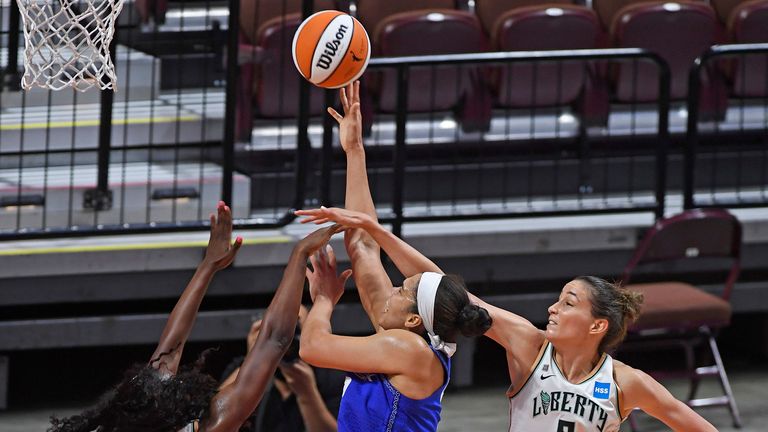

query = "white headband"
[{"left": 417, "top": 272, "right": 457, "bottom": 357}]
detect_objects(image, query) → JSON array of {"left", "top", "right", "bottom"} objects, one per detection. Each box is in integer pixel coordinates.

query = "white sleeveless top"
[{"left": 508, "top": 342, "right": 623, "bottom": 432}]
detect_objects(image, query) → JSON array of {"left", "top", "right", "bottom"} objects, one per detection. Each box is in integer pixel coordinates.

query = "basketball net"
[{"left": 15, "top": 0, "right": 125, "bottom": 91}]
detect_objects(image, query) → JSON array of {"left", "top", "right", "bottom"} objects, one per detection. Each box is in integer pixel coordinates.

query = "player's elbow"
[
  {"left": 299, "top": 333, "right": 326, "bottom": 366},
  {"left": 259, "top": 321, "right": 294, "bottom": 353},
  {"left": 345, "top": 229, "right": 379, "bottom": 254}
]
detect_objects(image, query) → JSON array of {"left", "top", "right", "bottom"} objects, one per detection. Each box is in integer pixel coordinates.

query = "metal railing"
[
  {"left": 684, "top": 43, "right": 768, "bottom": 210},
  {"left": 0, "top": 0, "right": 310, "bottom": 239},
  {"left": 18, "top": 0, "right": 768, "bottom": 240},
  {"left": 319, "top": 49, "right": 671, "bottom": 236}
]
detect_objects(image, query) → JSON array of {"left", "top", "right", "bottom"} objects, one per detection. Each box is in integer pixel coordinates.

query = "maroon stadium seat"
[
  {"left": 240, "top": 0, "right": 336, "bottom": 49},
  {"left": 610, "top": 2, "right": 717, "bottom": 102},
  {"left": 592, "top": 0, "right": 651, "bottom": 30},
  {"left": 244, "top": 14, "right": 328, "bottom": 118},
  {"left": 236, "top": 1, "right": 338, "bottom": 140},
  {"left": 712, "top": 0, "right": 752, "bottom": 23},
  {"left": 728, "top": 0, "right": 768, "bottom": 97},
  {"left": 620, "top": 208, "right": 743, "bottom": 428},
  {"left": 354, "top": 0, "right": 456, "bottom": 44},
  {"left": 474, "top": 0, "right": 575, "bottom": 36},
  {"left": 371, "top": 9, "right": 490, "bottom": 131},
  {"left": 491, "top": 4, "right": 599, "bottom": 108}
]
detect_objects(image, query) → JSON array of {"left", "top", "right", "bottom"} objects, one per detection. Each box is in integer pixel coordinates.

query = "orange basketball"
[{"left": 292, "top": 10, "right": 371, "bottom": 89}]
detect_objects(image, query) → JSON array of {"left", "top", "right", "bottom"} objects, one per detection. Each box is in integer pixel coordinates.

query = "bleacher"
[{"left": 0, "top": 0, "right": 767, "bottom": 412}]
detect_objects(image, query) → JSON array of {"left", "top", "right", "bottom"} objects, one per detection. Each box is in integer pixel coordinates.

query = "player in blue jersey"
[{"left": 297, "top": 82, "right": 492, "bottom": 432}]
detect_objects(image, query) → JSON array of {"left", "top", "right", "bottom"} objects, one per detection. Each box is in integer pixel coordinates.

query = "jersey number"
[{"left": 556, "top": 420, "right": 575, "bottom": 432}]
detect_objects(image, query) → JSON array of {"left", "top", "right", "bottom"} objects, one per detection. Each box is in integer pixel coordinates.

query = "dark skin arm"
[
  {"left": 220, "top": 316, "right": 338, "bottom": 432},
  {"left": 149, "top": 201, "right": 242, "bottom": 375},
  {"left": 200, "top": 225, "right": 344, "bottom": 432}
]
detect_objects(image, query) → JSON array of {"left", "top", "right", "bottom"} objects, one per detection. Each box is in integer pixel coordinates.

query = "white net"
[{"left": 15, "top": 0, "right": 125, "bottom": 91}]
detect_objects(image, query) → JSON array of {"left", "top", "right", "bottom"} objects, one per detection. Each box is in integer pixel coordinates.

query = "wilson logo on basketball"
[
  {"left": 316, "top": 24, "right": 349, "bottom": 70},
  {"left": 292, "top": 10, "right": 370, "bottom": 88}
]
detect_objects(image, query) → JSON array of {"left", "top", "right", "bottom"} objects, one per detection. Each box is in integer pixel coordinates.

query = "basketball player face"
[
  {"left": 379, "top": 274, "right": 419, "bottom": 330},
  {"left": 546, "top": 280, "right": 596, "bottom": 343}
]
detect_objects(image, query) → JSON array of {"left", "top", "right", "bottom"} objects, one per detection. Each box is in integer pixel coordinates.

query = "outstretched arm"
[
  {"left": 296, "top": 207, "right": 545, "bottom": 375},
  {"left": 328, "top": 81, "right": 392, "bottom": 330},
  {"left": 330, "top": 81, "right": 376, "bottom": 220},
  {"left": 201, "top": 225, "right": 343, "bottom": 432},
  {"left": 466, "top": 291, "right": 544, "bottom": 388},
  {"left": 150, "top": 201, "right": 242, "bottom": 375},
  {"left": 616, "top": 362, "right": 718, "bottom": 432}
]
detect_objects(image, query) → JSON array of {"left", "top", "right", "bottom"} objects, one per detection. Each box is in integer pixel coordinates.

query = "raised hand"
[
  {"left": 307, "top": 244, "right": 352, "bottom": 304},
  {"left": 296, "top": 224, "right": 346, "bottom": 256},
  {"left": 295, "top": 206, "right": 374, "bottom": 230},
  {"left": 203, "top": 201, "right": 243, "bottom": 271},
  {"left": 327, "top": 81, "right": 363, "bottom": 153}
]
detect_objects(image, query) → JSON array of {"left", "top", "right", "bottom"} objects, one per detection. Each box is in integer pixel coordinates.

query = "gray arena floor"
[{"left": 0, "top": 366, "right": 765, "bottom": 431}]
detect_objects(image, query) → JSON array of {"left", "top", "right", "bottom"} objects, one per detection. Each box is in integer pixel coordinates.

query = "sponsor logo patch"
[{"left": 593, "top": 381, "right": 610, "bottom": 400}]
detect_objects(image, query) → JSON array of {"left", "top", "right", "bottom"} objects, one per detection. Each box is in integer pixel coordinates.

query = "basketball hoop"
[{"left": 15, "top": 0, "right": 125, "bottom": 91}]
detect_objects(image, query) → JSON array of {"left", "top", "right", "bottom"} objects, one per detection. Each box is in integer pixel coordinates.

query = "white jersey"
[{"left": 508, "top": 342, "right": 623, "bottom": 432}]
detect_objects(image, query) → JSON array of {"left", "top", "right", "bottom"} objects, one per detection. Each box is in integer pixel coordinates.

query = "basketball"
[{"left": 292, "top": 10, "right": 371, "bottom": 89}]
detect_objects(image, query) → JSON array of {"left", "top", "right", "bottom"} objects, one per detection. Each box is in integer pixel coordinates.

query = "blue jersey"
[{"left": 337, "top": 346, "right": 451, "bottom": 432}]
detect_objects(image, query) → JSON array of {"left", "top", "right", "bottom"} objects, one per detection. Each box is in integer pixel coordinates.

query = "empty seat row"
[
  {"left": 134, "top": 0, "right": 763, "bottom": 35},
  {"left": 235, "top": 0, "right": 768, "bottom": 138}
]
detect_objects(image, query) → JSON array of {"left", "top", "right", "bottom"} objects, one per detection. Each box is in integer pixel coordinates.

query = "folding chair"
[{"left": 620, "top": 208, "right": 743, "bottom": 428}]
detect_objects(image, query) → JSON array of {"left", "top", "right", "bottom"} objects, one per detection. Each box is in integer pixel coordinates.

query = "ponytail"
[
  {"left": 576, "top": 276, "right": 644, "bottom": 353},
  {"left": 456, "top": 303, "right": 493, "bottom": 337},
  {"left": 417, "top": 274, "right": 493, "bottom": 343}
]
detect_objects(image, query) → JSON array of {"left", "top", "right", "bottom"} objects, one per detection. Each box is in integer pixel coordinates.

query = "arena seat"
[
  {"left": 370, "top": 10, "right": 490, "bottom": 131},
  {"left": 491, "top": 5, "right": 599, "bottom": 109},
  {"left": 712, "top": 0, "right": 752, "bottom": 23},
  {"left": 240, "top": 0, "right": 336, "bottom": 47},
  {"left": 474, "top": 0, "right": 575, "bottom": 36},
  {"left": 593, "top": 0, "right": 714, "bottom": 50},
  {"left": 610, "top": 2, "right": 718, "bottom": 102},
  {"left": 236, "top": 1, "right": 338, "bottom": 140},
  {"left": 620, "top": 208, "right": 743, "bottom": 428},
  {"left": 354, "top": 0, "right": 457, "bottom": 44},
  {"left": 728, "top": 0, "right": 768, "bottom": 98},
  {"left": 592, "top": 0, "right": 649, "bottom": 30}
]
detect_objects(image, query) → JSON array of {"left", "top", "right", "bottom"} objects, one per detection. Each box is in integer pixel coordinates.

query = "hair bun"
[{"left": 456, "top": 303, "right": 493, "bottom": 337}]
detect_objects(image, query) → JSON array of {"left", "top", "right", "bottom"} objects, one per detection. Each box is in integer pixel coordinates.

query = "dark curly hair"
[{"left": 48, "top": 349, "right": 249, "bottom": 432}]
